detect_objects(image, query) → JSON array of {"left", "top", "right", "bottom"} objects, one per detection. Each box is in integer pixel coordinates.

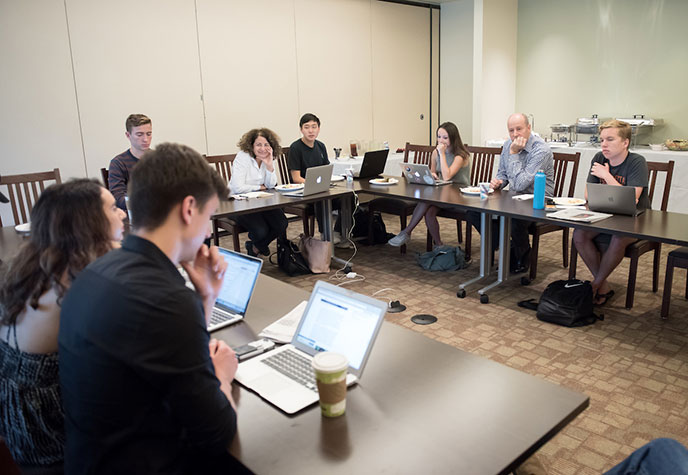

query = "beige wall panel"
[
  {"left": 197, "top": 0, "right": 299, "bottom": 154},
  {"left": 294, "top": 0, "right": 373, "bottom": 156},
  {"left": 440, "top": 0, "right": 475, "bottom": 144},
  {"left": 431, "top": 8, "right": 440, "bottom": 144},
  {"left": 371, "top": 2, "right": 430, "bottom": 150},
  {"left": 66, "top": 0, "right": 206, "bottom": 174},
  {"left": 516, "top": 0, "right": 688, "bottom": 143}
]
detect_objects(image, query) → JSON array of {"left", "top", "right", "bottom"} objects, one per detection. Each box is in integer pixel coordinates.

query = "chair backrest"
[
  {"left": 0, "top": 168, "right": 62, "bottom": 226},
  {"left": 403, "top": 142, "right": 435, "bottom": 165},
  {"left": 467, "top": 146, "right": 501, "bottom": 186},
  {"left": 204, "top": 154, "right": 236, "bottom": 184},
  {"left": 647, "top": 160, "right": 674, "bottom": 212},
  {"left": 100, "top": 167, "right": 109, "bottom": 190},
  {"left": 275, "top": 146, "right": 291, "bottom": 184},
  {"left": 552, "top": 152, "right": 580, "bottom": 198}
]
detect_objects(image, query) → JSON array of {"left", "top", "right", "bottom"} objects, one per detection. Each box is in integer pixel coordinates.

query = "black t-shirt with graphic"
[{"left": 587, "top": 151, "right": 651, "bottom": 210}]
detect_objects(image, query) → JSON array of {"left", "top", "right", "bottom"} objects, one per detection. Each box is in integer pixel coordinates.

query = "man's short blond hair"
[{"left": 599, "top": 120, "right": 631, "bottom": 142}]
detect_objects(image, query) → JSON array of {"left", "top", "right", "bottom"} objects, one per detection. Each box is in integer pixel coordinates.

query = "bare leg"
[
  {"left": 593, "top": 235, "right": 636, "bottom": 296},
  {"left": 402, "top": 202, "right": 430, "bottom": 236},
  {"left": 573, "top": 228, "right": 602, "bottom": 285},
  {"left": 424, "top": 205, "right": 443, "bottom": 246}
]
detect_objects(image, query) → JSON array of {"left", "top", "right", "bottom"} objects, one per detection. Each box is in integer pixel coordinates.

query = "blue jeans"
[{"left": 604, "top": 438, "right": 688, "bottom": 475}]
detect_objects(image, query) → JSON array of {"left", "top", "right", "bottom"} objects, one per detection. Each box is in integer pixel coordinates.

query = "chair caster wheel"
[
  {"left": 480, "top": 294, "right": 489, "bottom": 304},
  {"left": 456, "top": 289, "right": 466, "bottom": 299},
  {"left": 521, "top": 276, "right": 531, "bottom": 286}
]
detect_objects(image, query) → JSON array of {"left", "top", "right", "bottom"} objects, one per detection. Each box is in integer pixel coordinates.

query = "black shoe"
[
  {"left": 245, "top": 241, "right": 258, "bottom": 257},
  {"left": 258, "top": 245, "right": 270, "bottom": 256}
]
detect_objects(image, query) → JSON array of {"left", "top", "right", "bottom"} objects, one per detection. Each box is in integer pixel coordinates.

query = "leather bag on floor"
[{"left": 298, "top": 234, "right": 331, "bottom": 274}]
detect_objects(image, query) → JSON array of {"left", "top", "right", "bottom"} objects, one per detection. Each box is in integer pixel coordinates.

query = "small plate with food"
[
  {"left": 369, "top": 177, "right": 399, "bottom": 185},
  {"left": 460, "top": 186, "right": 493, "bottom": 195},
  {"left": 275, "top": 183, "right": 304, "bottom": 192},
  {"left": 553, "top": 197, "right": 586, "bottom": 206}
]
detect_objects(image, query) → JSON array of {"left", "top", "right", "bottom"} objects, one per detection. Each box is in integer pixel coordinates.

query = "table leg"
[
  {"left": 320, "top": 198, "right": 349, "bottom": 268},
  {"left": 457, "top": 213, "right": 493, "bottom": 293},
  {"left": 477, "top": 215, "right": 511, "bottom": 297}
]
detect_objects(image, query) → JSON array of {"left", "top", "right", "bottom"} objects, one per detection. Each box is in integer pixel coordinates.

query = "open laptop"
[
  {"left": 399, "top": 162, "right": 452, "bottom": 186},
  {"left": 587, "top": 183, "right": 645, "bottom": 216},
  {"left": 353, "top": 149, "right": 389, "bottom": 178},
  {"left": 284, "top": 164, "right": 334, "bottom": 197},
  {"left": 207, "top": 248, "right": 263, "bottom": 332},
  {"left": 234, "top": 280, "right": 387, "bottom": 414}
]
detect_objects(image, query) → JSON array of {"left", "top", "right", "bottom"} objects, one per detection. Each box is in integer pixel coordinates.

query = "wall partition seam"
[
  {"left": 436, "top": 6, "right": 440, "bottom": 139},
  {"left": 292, "top": 0, "right": 301, "bottom": 119},
  {"left": 62, "top": 0, "right": 88, "bottom": 177},
  {"left": 369, "top": 0, "right": 376, "bottom": 141},
  {"left": 193, "top": 0, "right": 209, "bottom": 155},
  {"left": 429, "top": 8, "right": 432, "bottom": 145}
]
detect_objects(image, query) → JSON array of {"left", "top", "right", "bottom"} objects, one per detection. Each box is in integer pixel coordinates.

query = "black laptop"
[{"left": 353, "top": 149, "right": 389, "bottom": 179}]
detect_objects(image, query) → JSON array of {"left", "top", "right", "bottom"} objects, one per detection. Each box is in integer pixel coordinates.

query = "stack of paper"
[
  {"left": 549, "top": 208, "right": 612, "bottom": 223},
  {"left": 258, "top": 301, "right": 307, "bottom": 343}
]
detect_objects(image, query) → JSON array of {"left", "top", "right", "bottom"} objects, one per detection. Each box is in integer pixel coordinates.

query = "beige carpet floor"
[{"left": 221, "top": 212, "right": 688, "bottom": 474}]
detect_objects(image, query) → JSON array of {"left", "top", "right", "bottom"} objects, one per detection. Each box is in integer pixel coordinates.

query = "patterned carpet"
[{"left": 221, "top": 210, "right": 688, "bottom": 474}]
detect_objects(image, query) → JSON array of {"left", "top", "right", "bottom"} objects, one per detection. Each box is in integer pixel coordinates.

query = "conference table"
[
  {"left": 352, "top": 179, "right": 688, "bottom": 301},
  {"left": 215, "top": 274, "right": 590, "bottom": 474}
]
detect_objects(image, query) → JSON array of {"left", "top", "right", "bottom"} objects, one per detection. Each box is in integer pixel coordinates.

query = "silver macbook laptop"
[
  {"left": 234, "top": 280, "right": 387, "bottom": 414},
  {"left": 587, "top": 183, "right": 645, "bottom": 216},
  {"left": 353, "top": 149, "right": 389, "bottom": 178},
  {"left": 399, "top": 162, "right": 452, "bottom": 186},
  {"left": 284, "top": 164, "right": 334, "bottom": 197},
  {"left": 207, "top": 248, "right": 263, "bottom": 332}
]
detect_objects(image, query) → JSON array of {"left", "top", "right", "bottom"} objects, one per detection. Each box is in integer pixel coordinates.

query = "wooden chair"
[
  {"left": 101, "top": 167, "right": 109, "bottom": 190},
  {"left": 661, "top": 246, "right": 688, "bottom": 318},
  {"left": 367, "top": 142, "right": 431, "bottom": 254},
  {"left": 527, "top": 151, "right": 580, "bottom": 281},
  {"left": 275, "top": 147, "right": 315, "bottom": 236},
  {"left": 569, "top": 160, "right": 675, "bottom": 309},
  {"left": 0, "top": 168, "right": 62, "bottom": 226},
  {"left": 204, "top": 154, "right": 247, "bottom": 251}
]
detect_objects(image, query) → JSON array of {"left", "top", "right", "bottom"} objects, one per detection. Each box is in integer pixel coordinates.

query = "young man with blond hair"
[{"left": 573, "top": 120, "right": 650, "bottom": 306}]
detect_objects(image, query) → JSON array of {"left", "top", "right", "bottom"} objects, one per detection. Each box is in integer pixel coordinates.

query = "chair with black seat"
[
  {"left": 0, "top": 168, "right": 62, "bottom": 226},
  {"left": 204, "top": 153, "right": 247, "bottom": 251},
  {"left": 101, "top": 168, "right": 110, "bottom": 190},
  {"left": 569, "top": 160, "right": 675, "bottom": 309},
  {"left": 527, "top": 151, "right": 580, "bottom": 282},
  {"left": 367, "top": 143, "right": 432, "bottom": 254},
  {"left": 275, "top": 147, "right": 315, "bottom": 236},
  {"left": 661, "top": 247, "right": 688, "bottom": 318}
]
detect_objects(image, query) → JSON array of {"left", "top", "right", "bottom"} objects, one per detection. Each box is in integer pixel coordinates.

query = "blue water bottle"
[{"left": 533, "top": 170, "right": 546, "bottom": 210}]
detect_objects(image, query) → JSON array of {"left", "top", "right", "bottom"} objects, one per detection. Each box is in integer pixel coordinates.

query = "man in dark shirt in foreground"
[
  {"left": 59, "top": 143, "right": 246, "bottom": 474},
  {"left": 108, "top": 113, "right": 153, "bottom": 211}
]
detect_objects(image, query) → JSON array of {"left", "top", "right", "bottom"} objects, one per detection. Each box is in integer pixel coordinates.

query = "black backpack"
[
  {"left": 350, "top": 209, "right": 394, "bottom": 245},
  {"left": 271, "top": 236, "right": 311, "bottom": 276},
  {"left": 520, "top": 279, "right": 603, "bottom": 327}
]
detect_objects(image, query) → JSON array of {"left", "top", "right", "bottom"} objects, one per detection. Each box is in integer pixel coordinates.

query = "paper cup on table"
[
  {"left": 479, "top": 182, "right": 490, "bottom": 200},
  {"left": 312, "top": 352, "right": 348, "bottom": 417}
]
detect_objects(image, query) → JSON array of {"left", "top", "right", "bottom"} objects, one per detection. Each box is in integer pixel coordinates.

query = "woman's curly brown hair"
[
  {"left": 237, "top": 128, "right": 282, "bottom": 158},
  {"left": 0, "top": 179, "right": 113, "bottom": 325}
]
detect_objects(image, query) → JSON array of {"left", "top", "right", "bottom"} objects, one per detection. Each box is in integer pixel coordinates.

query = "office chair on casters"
[{"left": 569, "top": 160, "right": 674, "bottom": 309}]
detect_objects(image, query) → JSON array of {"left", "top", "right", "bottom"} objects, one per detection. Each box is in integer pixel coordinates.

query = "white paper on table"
[
  {"left": 258, "top": 300, "right": 308, "bottom": 343},
  {"left": 512, "top": 194, "right": 534, "bottom": 201}
]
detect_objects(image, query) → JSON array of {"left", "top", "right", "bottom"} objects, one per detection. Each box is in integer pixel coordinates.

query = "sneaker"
[
  {"left": 388, "top": 231, "right": 410, "bottom": 247},
  {"left": 333, "top": 231, "right": 342, "bottom": 245}
]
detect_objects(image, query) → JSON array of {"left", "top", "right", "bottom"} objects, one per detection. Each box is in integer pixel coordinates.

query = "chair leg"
[
  {"left": 212, "top": 219, "right": 220, "bottom": 246},
  {"left": 232, "top": 228, "right": 241, "bottom": 253},
  {"left": 562, "top": 228, "right": 570, "bottom": 268},
  {"left": 661, "top": 255, "right": 675, "bottom": 318},
  {"left": 426, "top": 229, "right": 433, "bottom": 252},
  {"left": 685, "top": 267, "right": 688, "bottom": 299},
  {"left": 465, "top": 223, "right": 472, "bottom": 261},
  {"left": 568, "top": 242, "right": 578, "bottom": 280},
  {"left": 456, "top": 220, "right": 463, "bottom": 244},
  {"left": 302, "top": 214, "right": 310, "bottom": 236},
  {"left": 308, "top": 216, "right": 315, "bottom": 237},
  {"left": 652, "top": 244, "right": 661, "bottom": 293},
  {"left": 626, "top": 254, "right": 638, "bottom": 309},
  {"left": 529, "top": 232, "right": 540, "bottom": 281},
  {"left": 400, "top": 214, "right": 408, "bottom": 255}
]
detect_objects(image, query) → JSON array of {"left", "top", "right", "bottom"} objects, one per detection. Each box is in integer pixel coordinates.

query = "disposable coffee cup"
[
  {"left": 479, "top": 182, "right": 490, "bottom": 200},
  {"left": 311, "top": 352, "right": 348, "bottom": 417}
]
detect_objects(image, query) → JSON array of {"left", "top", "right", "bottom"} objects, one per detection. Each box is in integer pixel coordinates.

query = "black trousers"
[
  {"left": 307, "top": 196, "right": 355, "bottom": 234},
  {"left": 466, "top": 211, "right": 533, "bottom": 263},
  {"left": 233, "top": 209, "right": 288, "bottom": 253}
]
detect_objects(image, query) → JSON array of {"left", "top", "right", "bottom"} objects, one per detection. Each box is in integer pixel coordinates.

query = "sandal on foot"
[{"left": 594, "top": 289, "right": 614, "bottom": 306}]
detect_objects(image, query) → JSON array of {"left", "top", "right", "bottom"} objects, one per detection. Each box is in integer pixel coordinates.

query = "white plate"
[
  {"left": 15, "top": 222, "right": 31, "bottom": 234},
  {"left": 369, "top": 178, "right": 398, "bottom": 185},
  {"left": 556, "top": 205, "right": 586, "bottom": 209},
  {"left": 460, "top": 187, "right": 494, "bottom": 195},
  {"left": 275, "top": 183, "right": 304, "bottom": 192},
  {"left": 553, "top": 197, "right": 586, "bottom": 206},
  {"left": 330, "top": 175, "right": 345, "bottom": 182}
]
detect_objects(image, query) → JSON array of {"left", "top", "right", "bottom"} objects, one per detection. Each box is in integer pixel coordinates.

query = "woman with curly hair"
[
  {"left": 230, "top": 127, "right": 288, "bottom": 257},
  {"left": 0, "top": 178, "right": 125, "bottom": 473}
]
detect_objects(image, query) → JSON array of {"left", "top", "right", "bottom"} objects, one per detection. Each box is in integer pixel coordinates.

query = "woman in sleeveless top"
[
  {"left": 0, "top": 179, "right": 125, "bottom": 472},
  {"left": 388, "top": 122, "right": 471, "bottom": 248}
]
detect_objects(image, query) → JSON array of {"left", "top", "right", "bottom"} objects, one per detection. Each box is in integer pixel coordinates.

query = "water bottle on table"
[{"left": 533, "top": 170, "right": 546, "bottom": 210}]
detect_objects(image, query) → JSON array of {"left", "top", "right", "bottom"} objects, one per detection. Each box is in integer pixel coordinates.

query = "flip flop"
[{"left": 594, "top": 289, "right": 614, "bottom": 306}]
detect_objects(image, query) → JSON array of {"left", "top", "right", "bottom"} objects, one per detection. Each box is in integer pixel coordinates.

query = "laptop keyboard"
[
  {"left": 208, "top": 308, "right": 236, "bottom": 330},
  {"left": 261, "top": 349, "right": 317, "bottom": 391}
]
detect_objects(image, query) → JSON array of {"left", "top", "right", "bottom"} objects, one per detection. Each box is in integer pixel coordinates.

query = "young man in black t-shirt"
[
  {"left": 572, "top": 120, "right": 650, "bottom": 306},
  {"left": 287, "top": 113, "right": 329, "bottom": 183}
]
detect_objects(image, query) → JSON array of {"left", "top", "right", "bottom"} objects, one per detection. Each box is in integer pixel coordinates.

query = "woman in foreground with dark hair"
[
  {"left": 0, "top": 178, "right": 125, "bottom": 473},
  {"left": 388, "top": 121, "right": 471, "bottom": 248},
  {"left": 230, "top": 127, "right": 288, "bottom": 257}
]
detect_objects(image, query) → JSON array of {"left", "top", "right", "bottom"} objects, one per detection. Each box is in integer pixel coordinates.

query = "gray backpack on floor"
[{"left": 417, "top": 245, "right": 468, "bottom": 271}]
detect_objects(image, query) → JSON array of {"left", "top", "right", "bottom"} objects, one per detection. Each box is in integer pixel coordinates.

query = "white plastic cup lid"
[{"left": 312, "top": 352, "right": 348, "bottom": 373}]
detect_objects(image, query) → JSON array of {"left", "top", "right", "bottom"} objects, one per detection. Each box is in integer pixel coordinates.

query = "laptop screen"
[
  {"left": 293, "top": 282, "right": 385, "bottom": 372},
  {"left": 215, "top": 248, "right": 262, "bottom": 315}
]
